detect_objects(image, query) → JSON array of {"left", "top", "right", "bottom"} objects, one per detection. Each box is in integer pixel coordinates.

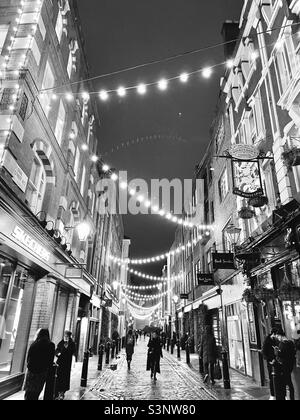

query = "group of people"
[
  {"left": 125, "top": 329, "right": 163, "bottom": 381},
  {"left": 24, "top": 329, "right": 76, "bottom": 401},
  {"left": 263, "top": 327, "right": 300, "bottom": 400}
]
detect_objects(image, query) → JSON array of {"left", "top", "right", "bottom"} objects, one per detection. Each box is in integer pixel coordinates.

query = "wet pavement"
[{"left": 75, "top": 338, "right": 217, "bottom": 401}]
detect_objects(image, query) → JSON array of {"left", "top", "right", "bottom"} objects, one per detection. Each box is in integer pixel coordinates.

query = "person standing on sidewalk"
[
  {"left": 55, "top": 331, "right": 76, "bottom": 400},
  {"left": 274, "top": 328, "right": 296, "bottom": 400},
  {"left": 147, "top": 331, "right": 163, "bottom": 381},
  {"left": 262, "top": 327, "right": 278, "bottom": 400},
  {"left": 199, "top": 325, "right": 217, "bottom": 385},
  {"left": 24, "top": 329, "right": 55, "bottom": 400},
  {"left": 125, "top": 330, "right": 135, "bottom": 370}
]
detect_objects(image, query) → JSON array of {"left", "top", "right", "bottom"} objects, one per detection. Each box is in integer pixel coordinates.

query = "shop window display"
[{"left": 0, "top": 262, "right": 27, "bottom": 379}]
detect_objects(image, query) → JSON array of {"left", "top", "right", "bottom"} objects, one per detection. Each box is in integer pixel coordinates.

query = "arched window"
[{"left": 26, "top": 153, "right": 46, "bottom": 214}]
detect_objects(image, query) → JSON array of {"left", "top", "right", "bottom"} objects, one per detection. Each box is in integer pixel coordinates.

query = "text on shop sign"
[{"left": 12, "top": 226, "right": 50, "bottom": 262}]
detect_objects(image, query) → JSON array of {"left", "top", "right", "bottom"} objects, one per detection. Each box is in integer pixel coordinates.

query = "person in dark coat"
[
  {"left": 24, "top": 329, "right": 55, "bottom": 400},
  {"left": 199, "top": 325, "right": 218, "bottom": 385},
  {"left": 55, "top": 331, "right": 76, "bottom": 400},
  {"left": 262, "top": 327, "right": 278, "bottom": 400},
  {"left": 147, "top": 331, "right": 163, "bottom": 381},
  {"left": 125, "top": 330, "right": 135, "bottom": 370},
  {"left": 274, "top": 328, "right": 296, "bottom": 400}
]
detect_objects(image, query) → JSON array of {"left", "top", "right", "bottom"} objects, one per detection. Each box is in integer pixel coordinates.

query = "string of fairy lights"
[{"left": 109, "top": 230, "right": 211, "bottom": 267}]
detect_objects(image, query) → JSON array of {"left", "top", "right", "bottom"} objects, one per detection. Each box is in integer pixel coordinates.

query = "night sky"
[{"left": 78, "top": 0, "right": 243, "bottom": 276}]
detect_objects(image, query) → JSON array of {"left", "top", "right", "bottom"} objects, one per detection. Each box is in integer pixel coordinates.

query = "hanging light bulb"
[
  {"left": 158, "top": 79, "right": 168, "bottom": 91},
  {"left": 179, "top": 73, "right": 189, "bottom": 83},
  {"left": 137, "top": 83, "right": 147, "bottom": 95},
  {"left": 99, "top": 90, "right": 109, "bottom": 101},
  {"left": 202, "top": 67, "right": 213, "bottom": 78},
  {"left": 117, "top": 87, "right": 126, "bottom": 97}
]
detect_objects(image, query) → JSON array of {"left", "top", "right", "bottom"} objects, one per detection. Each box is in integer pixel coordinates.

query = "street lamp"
[
  {"left": 76, "top": 221, "right": 92, "bottom": 242},
  {"left": 225, "top": 223, "right": 242, "bottom": 252}
]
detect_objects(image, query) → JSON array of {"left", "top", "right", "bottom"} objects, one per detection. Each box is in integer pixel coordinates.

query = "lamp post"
[
  {"left": 66, "top": 221, "right": 94, "bottom": 388},
  {"left": 218, "top": 222, "right": 242, "bottom": 390}
]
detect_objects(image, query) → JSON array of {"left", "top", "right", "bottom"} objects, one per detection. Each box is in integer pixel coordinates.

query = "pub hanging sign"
[
  {"left": 227, "top": 145, "right": 264, "bottom": 199},
  {"left": 212, "top": 253, "right": 235, "bottom": 270}
]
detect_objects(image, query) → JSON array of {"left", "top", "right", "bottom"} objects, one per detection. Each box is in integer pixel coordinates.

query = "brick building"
[
  {"left": 0, "top": 0, "right": 124, "bottom": 399},
  {"left": 168, "top": 0, "right": 300, "bottom": 399}
]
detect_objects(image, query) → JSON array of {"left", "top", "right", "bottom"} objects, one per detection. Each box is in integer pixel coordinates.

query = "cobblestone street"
[{"left": 73, "top": 339, "right": 218, "bottom": 401}]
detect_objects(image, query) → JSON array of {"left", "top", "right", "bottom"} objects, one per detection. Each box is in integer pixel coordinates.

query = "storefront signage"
[
  {"left": 2, "top": 150, "right": 28, "bottom": 192},
  {"left": 229, "top": 144, "right": 259, "bottom": 160},
  {"left": 65, "top": 268, "right": 83, "bottom": 279},
  {"left": 212, "top": 253, "right": 235, "bottom": 270},
  {"left": 233, "top": 187, "right": 264, "bottom": 199},
  {"left": 11, "top": 226, "right": 50, "bottom": 262},
  {"left": 197, "top": 273, "right": 215, "bottom": 286},
  {"left": 180, "top": 294, "right": 189, "bottom": 300}
]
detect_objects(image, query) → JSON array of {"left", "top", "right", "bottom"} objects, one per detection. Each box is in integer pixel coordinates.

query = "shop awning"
[{"left": 184, "top": 304, "right": 193, "bottom": 313}]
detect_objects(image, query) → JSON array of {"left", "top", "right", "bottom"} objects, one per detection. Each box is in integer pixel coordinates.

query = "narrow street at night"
[
  {"left": 1, "top": 0, "right": 300, "bottom": 405},
  {"left": 76, "top": 340, "right": 217, "bottom": 401}
]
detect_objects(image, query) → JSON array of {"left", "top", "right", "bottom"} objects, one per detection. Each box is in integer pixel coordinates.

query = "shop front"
[{"left": 0, "top": 199, "right": 92, "bottom": 398}]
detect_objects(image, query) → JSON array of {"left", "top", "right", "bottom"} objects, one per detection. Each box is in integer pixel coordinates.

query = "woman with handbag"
[{"left": 199, "top": 325, "right": 218, "bottom": 385}]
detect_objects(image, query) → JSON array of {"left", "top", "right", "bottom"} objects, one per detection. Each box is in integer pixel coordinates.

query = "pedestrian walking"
[
  {"left": 147, "top": 331, "right": 163, "bottom": 381},
  {"left": 24, "top": 329, "right": 55, "bottom": 400},
  {"left": 125, "top": 330, "right": 135, "bottom": 370},
  {"left": 55, "top": 331, "right": 76, "bottom": 400},
  {"left": 262, "top": 327, "right": 279, "bottom": 400},
  {"left": 274, "top": 328, "right": 296, "bottom": 400},
  {"left": 296, "top": 330, "right": 300, "bottom": 369},
  {"left": 199, "top": 325, "right": 218, "bottom": 385},
  {"left": 135, "top": 330, "right": 139, "bottom": 343}
]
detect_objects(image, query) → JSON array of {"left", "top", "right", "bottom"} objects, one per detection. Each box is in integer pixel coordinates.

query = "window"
[
  {"left": 67, "top": 52, "right": 73, "bottom": 79},
  {"left": 41, "top": 61, "right": 55, "bottom": 116},
  {"left": 55, "top": 10, "right": 63, "bottom": 43},
  {"left": 219, "top": 167, "right": 229, "bottom": 202},
  {"left": 274, "top": 35, "right": 297, "bottom": 97},
  {"left": 55, "top": 100, "right": 66, "bottom": 145},
  {"left": 73, "top": 147, "right": 80, "bottom": 181},
  {"left": 80, "top": 166, "right": 86, "bottom": 196},
  {"left": 26, "top": 154, "right": 46, "bottom": 214},
  {"left": 0, "top": 25, "right": 9, "bottom": 53},
  {"left": 0, "top": 264, "right": 27, "bottom": 379}
]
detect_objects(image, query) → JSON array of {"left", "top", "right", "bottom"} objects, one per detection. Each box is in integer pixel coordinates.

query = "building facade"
[
  {"left": 168, "top": 0, "right": 300, "bottom": 399},
  {"left": 0, "top": 0, "right": 124, "bottom": 399}
]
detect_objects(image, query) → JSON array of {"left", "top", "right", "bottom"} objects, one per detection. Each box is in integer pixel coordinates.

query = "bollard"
[
  {"left": 111, "top": 340, "right": 116, "bottom": 359},
  {"left": 81, "top": 351, "right": 90, "bottom": 387},
  {"left": 98, "top": 344, "right": 104, "bottom": 371},
  {"left": 177, "top": 340, "right": 181, "bottom": 359},
  {"left": 199, "top": 356, "right": 204, "bottom": 375},
  {"left": 105, "top": 342, "right": 111, "bottom": 365},
  {"left": 186, "top": 344, "right": 190, "bottom": 364},
  {"left": 115, "top": 340, "right": 119, "bottom": 356},
  {"left": 167, "top": 338, "right": 170, "bottom": 352},
  {"left": 221, "top": 350, "right": 231, "bottom": 390},
  {"left": 271, "top": 363, "right": 285, "bottom": 400},
  {"left": 171, "top": 340, "right": 174, "bottom": 355}
]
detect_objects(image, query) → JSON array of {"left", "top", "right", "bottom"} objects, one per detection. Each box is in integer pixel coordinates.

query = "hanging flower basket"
[
  {"left": 253, "top": 286, "right": 276, "bottom": 301},
  {"left": 238, "top": 207, "right": 255, "bottom": 220},
  {"left": 277, "top": 283, "right": 300, "bottom": 301},
  {"left": 242, "top": 288, "right": 259, "bottom": 303},
  {"left": 248, "top": 196, "right": 269, "bottom": 208},
  {"left": 282, "top": 147, "right": 300, "bottom": 170}
]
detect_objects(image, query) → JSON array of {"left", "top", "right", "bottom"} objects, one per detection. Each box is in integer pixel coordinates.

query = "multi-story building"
[
  {"left": 0, "top": 0, "right": 124, "bottom": 399},
  {"left": 168, "top": 0, "right": 300, "bottom": 399}
]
